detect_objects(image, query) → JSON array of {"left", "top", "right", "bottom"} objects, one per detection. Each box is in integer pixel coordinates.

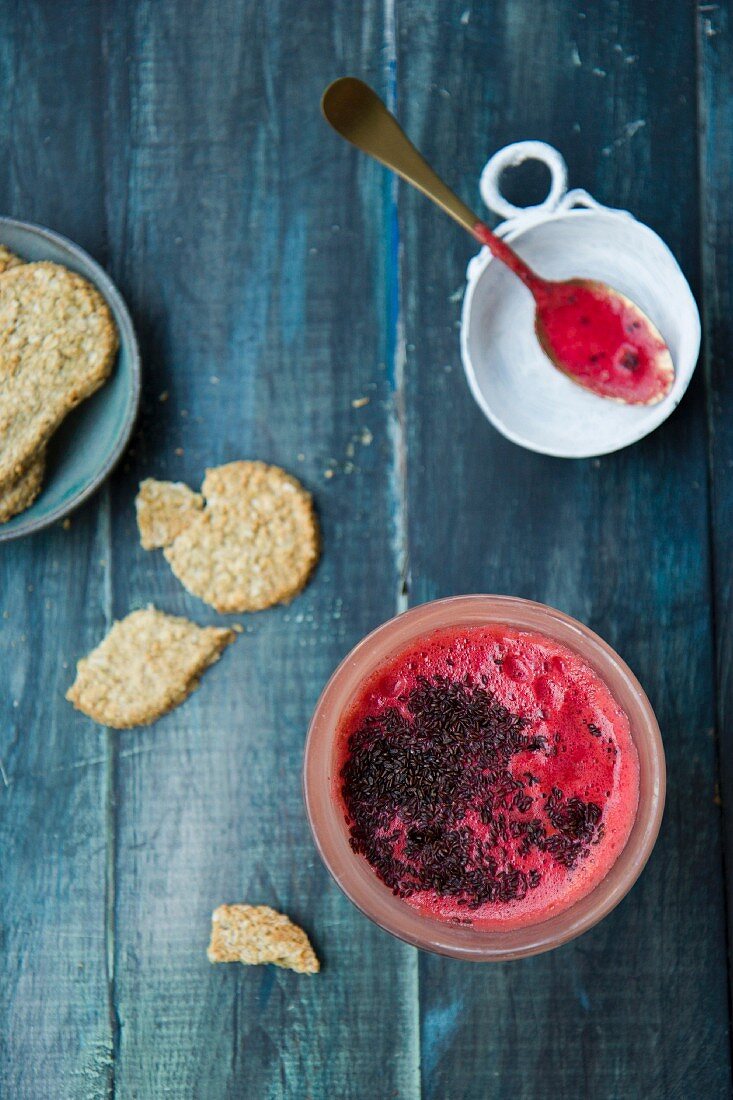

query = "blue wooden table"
[{"left": 1, "top": 2, "right": 732, "bottom": 1097}]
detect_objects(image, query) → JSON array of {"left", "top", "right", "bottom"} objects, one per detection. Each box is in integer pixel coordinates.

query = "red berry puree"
[
  {"left": 533, "top": 280, "right": 673, "bottom": 405},
  {"left": 337, "top": 624, "right": 639, "bottom": 929}
]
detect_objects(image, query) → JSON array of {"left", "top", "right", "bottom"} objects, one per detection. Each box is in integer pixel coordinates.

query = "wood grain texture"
[
  {"left": 698, "top": 0, "right": 733, "bottom": 1028},
  {"left": 1, "top": 1, "right": 732, "bottom": 1097},
  {"left": 397, "top": 1, "right": 730, "bottom": 1097},
  {"left": 102, "top": 1, "right": 418, "bottom": 1097},
  {"left": 0, "top": 5, "right": 113, "bottom": 1098}
]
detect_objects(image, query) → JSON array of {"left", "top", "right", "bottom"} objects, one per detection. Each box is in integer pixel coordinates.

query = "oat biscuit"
[
  {"left": 135, "top": 478, "right": 204, "bottom": 549},
  {"left": 207, "top": 904, "right": 320, "bottom": 974},
  {"left": 0, "top": 248, "right": 46, "bottom": 523},
  {"left": 0, "top": 262, "right": 118, "bottom": 489},
  {"left": 161, "top": 461, "right": 319, "bottom": 613},
  {"left": 0, "top": 449, "right": 46, "bottom": 523},
  {"left": 0, "top": 246, "right": 23, "bottom": 275},
  {"left": 66, "top": 606, "right": 236, "bottom": 729}
]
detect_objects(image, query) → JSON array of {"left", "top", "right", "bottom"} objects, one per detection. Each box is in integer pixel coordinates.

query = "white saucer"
[{"left": 460, "top": 142, "right": 700, "bottom": 459}]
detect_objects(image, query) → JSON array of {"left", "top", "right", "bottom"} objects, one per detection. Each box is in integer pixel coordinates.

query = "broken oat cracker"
[
  {"left": 66, "top": 606, "right": 236, "bottom": 729},
  {"left": 161, "top": 461, "right": 319, "bottom": 613},
  {"left": 135, "top": 478, "right": 204, "bottom": 549},
  {"left": 207, "top": 904, "right": 319, "bottom": 974},
  {"left": 0, "top": 448, "right": 46, "bottom": 523},
  {"left": 0, "top": 262, "right": 118, "bottom": 490}
]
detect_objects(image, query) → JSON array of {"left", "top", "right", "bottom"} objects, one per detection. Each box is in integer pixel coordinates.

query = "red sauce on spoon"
[{"left": 473, "top": 222, "right": 674, "bottom": 406}]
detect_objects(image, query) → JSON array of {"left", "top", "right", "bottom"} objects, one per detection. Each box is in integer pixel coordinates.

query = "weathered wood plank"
[
  {"left": 697, "top": 0, "right": 733, "bottom": 1057},
  {"left": 2, "top": 2, "right": 732, "bottom": 1096},
  {"left": 397, "top": 1, "right": 730, "bottom": 1096},
  {"left": 103, "top": 1, "right": 418, "bottom": 1096},
  {"left": 0, "top": 4, "right": 112, "bottom": 1097}
]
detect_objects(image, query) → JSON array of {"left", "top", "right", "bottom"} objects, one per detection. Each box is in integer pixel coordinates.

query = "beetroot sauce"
[
  {"left": 533, "top": 280, "right": 673, "bottom": 404},
  {"left": 337, "top": 625, "right": 639, "bottom": 929},
  {"left": 472, "top": 222, "right": 673, "bottom": 405}
]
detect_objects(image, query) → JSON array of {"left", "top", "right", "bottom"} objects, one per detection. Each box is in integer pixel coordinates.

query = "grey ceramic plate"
[{"left": 0, "top": 217, "right": 140, "bottom": 541}]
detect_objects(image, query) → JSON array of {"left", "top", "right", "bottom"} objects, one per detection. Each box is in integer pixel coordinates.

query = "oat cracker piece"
[
  {"left": 0, "top": 449, "right": 46, "bottom": 523},
  {"left": 0, "top": 246, "right": 23, "bottom": 275},
  {"left": 66, "top": 606, "right": 236, "bottom": 729},
  {"left": 135, "top": 478, "right": 204, "bottom": 549},
  {"left": 0, "top": 261, "right": 118, "bottom": 489},
  {"left": 163, "top": 461, "right": 320, "bottom": 613},
  {"left": 207, "top": 904, "right": 320, "bottom": 974},
  {"left": 0, "top": 250, "right": 47, "bottom": 522}
]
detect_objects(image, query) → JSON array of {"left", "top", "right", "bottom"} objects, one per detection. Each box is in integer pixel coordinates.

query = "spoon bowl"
[{"left": 533, "top": 278, "right": 675, "bottom": 405}]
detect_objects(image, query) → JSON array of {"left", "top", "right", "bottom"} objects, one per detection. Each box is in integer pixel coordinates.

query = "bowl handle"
[{"left": 479, "top": 141, "right": 568, "bottom": 222}]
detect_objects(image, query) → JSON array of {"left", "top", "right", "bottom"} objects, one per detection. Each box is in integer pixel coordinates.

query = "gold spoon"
[{"left": 322, "top": 77, "right": 674, "bottom": 406}]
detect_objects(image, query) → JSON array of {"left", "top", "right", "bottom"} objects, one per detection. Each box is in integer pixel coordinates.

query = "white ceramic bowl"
[{"left": 461, "top": 142, "right": 700, "bottom": 459}]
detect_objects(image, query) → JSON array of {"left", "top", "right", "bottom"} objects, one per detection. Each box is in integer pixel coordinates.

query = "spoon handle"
[
  {"left": 322, "top": 77, "right": 478, "bottom": 233},
  {"left": 321, "top": 77, "right": 539, "bottom": 290}
]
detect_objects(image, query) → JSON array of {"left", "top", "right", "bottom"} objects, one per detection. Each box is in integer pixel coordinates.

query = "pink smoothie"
[{"left": 336, "top": 624, "right": 639, "bottom": 929}]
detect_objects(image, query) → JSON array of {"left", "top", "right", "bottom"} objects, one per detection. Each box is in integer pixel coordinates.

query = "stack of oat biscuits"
[{"left": 0, "top": 246, "right": 118, "bottom": 522}]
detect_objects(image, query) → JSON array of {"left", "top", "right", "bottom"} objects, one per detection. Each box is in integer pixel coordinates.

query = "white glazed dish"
[{"left": 460, "top": 142, "right": 701, "bottom": 459}]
